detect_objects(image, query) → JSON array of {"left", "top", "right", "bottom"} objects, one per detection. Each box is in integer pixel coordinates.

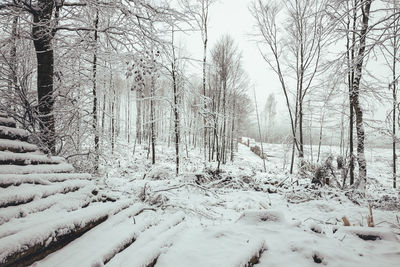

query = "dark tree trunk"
[
  {"left": 222, "top": 79, "right": 227, "bottom": 164},
  {"left": 9, "top": 16, "right": 18, "bottom": 112},
  {"left": 202, "top": 33, "right": 208, "bottom": 165},
  {"left": 352, "top": 0, "right": 372, "bottom": 192},
  {"left": 92, "top": 10, "right": 99, "bottom": 171},
  {"left": 32, "top": 0, "right": 56, "bottom": 154},
  {"left": 348, "top": 0, "right": 357, "bottom": 186},
  {"left": 393, "top": 79, "right": 397, "bottom": 189},
  {"left": 136, "top": 89, "right": 142, "bottom": 145},
  {"left": 230, "top": 97, "right": 236, "bottom": 161},
  {"left": 111, "top": 90, "right": 115, "bottom": 154},
  {"left": 392, "top": 2, "right": 398, "bottom": 189},
  {"left": 172, "top": 63, "right": 180, "bottom": 176}
]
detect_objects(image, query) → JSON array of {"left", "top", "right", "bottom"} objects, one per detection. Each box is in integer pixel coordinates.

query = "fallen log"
[{"left": 0, "top": 215, "right": 108, "bottom": 267}]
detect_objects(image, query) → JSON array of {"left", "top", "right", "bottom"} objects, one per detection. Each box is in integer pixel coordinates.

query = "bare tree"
[
  {"left": 250, "top": 0, "right": 328, "bottom": 173},
  {"left": 379, "top": 0, "right": 400, "bottom": 189},
  {"left": 351, "top": 0, "right": 372, "bottom": 192},
  {"left": 181, "top": 0, "right": 215, "bottom": 164}
]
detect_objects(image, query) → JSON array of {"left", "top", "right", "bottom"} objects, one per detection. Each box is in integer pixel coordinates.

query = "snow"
[
  {"left": 0, "top": 125, "right": 29, "bottom": 139},
  {"left": 0, "top": 185, "right": 95, "bottom": 225},
  {"left": 33, "top": 204, "right": 155, "bottom": 267},
  {"left": 0, "top": 201, "right": 130, "bottom": 265},
  {"left": 0, "top": 139, "right": 37, "bottom": 152},
  {"left": 0, "top": 172, "right": 91, "bottom": 187},
  {"left": 107, "top": 212, "right": 185, "bottom": 267},
  {"left": 0, "top": 162, "right": 74, "bottom": 174},
  {"left": 0, "top": 151, "right": 64, "bottom": 164},
  {"left": 0, "top": 117, "right": 16, "bottom": 126},
  {"left": 236, "top": 210, "right": 286, "bottom": 224},
  {"left": 0, "top": 179, "right": 92, "bottom": 208},
  {"left": 156, "top": 223, "right": 265, "bottom": 267},
  {"left": 0, "top": 141, "right": 399, "bottom": 266}
]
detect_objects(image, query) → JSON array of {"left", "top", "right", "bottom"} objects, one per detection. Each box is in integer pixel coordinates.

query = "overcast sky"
[
  {"left": 182, "top": 0, "right": 285, "bottom": 119},
  {"left": 181, "top": 0, "right": 393, "bottom": 137}
]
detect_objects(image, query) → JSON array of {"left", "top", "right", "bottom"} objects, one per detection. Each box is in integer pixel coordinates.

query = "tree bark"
[
  {"left": 32, "top": 0, "right": 56, "bottom": 154},
  {"left": 150, "top": 78, "right": 156, "bottom": 165},
  {"left": 92, "top": 10, "right": 99, "bottom": 171},
  {"left": 172, "top": 53, "right": 180, "bottom": 175},
  {"left": 392, "top": 1, "right": 398, "bottom": 189},
  {"left": 202, "top": 22, "right": 208, "bottom": 166},
  {"left": 352, "top": 0, "right": 372, "bottom": 192}
]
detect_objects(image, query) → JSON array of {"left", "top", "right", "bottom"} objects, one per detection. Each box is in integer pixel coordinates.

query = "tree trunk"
[
  {"left": 222, "top": 78, "right": 227, "bottom": 164},
  {"left": 172, "top": 59, "right": 180, "bottom": 176},
  {"left": 352, "top": 0, "right": 372, "bottom": 192},
  {"left": 9, "top": 16, "right": 18, "bottom": 113},
  {"left": 202, "top": 31, "right": 208, "bottom": 166},
  {"left": 150, "top": 79, "right": 156, "bottom": 165},
  {"left": 317, "top": 113, "right": 324, "bottom": 162},
  {"left": 230, "top": 96, "right": 236, "bottom": 161},
  {"left": 392, "top": 79, "right": 396, "bottom": 188},
  {"left": 254, "top": 88, "right": 266, "bottom": 172},
  {"left": 111, "top": 88, "right": 115, "bottom": 154},
  {"left": 127, "top": 87, "right": 131, "bottom": 143},
  {"left": 392, "top": 2, "right": 398, "bottom": 189},
  {"left": 136, "top": 89, "right": 142, "bottom": 145},
  {"left": 345, "top": 0, "right": 357, "bottom": 186},
  {"left": 92, "top": 10, "right": 99, "bottom": 171},
  {"left": 32, "top": 0, "right": 56, "bottom": 154}
]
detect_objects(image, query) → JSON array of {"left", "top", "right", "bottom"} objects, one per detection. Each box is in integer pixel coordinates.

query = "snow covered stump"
[{"left": 0, "top": 114, "right": 113, "bottom": 266}]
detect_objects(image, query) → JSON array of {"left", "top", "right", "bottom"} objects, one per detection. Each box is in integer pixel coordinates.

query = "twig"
[
  {"left": 277, "top": 176, "right": 290, "bottom": 187},
  {"left": 131, "top": 207, "right": 157, "bottom": 224},
  {"left": 339, "top": 234, "right": 347, "bottom": 242},
  {"left": 154, "top": 183, "right": 218, "bottom": 196},
  {"left": 375, "top": 220, "right": 400, "bottom": 228},
  {"left": 304, "top": 217, "right": 337, "bottom": 225},
  {"left": 287, "top": 198, "right": 313, "bottom": 204},
  {"left": 162, "top": 204, "right": 217, "bottom": 220},
  {"left": 206, "top": 177, "right": 229, "bottom": 187}
]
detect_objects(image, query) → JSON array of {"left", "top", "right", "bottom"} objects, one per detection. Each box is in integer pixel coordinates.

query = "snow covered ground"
[
  {"left": 81, "top": 141, "right": 400, "bottom": 267},
  {"left": 2, "top": 141, "right": 400, "bottom": 266}
]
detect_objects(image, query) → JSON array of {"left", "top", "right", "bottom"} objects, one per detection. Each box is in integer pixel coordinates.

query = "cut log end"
[{"left": 342, "top": 216, "right": 350, "bottom": 226}]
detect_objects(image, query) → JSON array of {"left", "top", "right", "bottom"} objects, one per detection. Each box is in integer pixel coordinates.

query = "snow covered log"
[
  {"left": 34, "top": 204, "right": 162, "bottom": 267},
  {"left": 0, "top": 126, "right": 29, "bottom": 142},
  {"left": 0, "top": 151, "right": 64, "bottom": 165},
  {"left": 335, "top": 226, "right": 399, "bottom": 242},
  {"left": 0, "top": 163, "right": 74, "bottom": 174},
  {"left": 0, "top": 118, "right": 16, "bottom": 128},
  {"left": 0, "top": 173, "right": 91, "bottom": 188},
  {"left": 0, "top": 180, "right": 92, "bottom": 208},
  {"left": 155, "top": 223, "right": 266, "bottom": 267},
  {"left": 0, "top": 139, "right": 38, "bottom": 153},
  {"left": 0, "top": 186, "right": 95, "bottom": 225},
  {"left": 0, "top": 113, "right": 119, "bottom": 267},
  {"left": 0, "top": 215, "right": 108, "bottom": 267},
  {"left": 0, "top": 202, "right": 128, "bottom": 267},
  {"left": 106, "top": 212, "right": 185, "bottom": 267}
]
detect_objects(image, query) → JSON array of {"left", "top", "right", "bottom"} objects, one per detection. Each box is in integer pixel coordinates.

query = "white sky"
[
  {"left": 181, "top": 0, "right": 284, "bottom": 118},
  {"left": 180, "top": 0, "right": 392, "bottom": 139}
]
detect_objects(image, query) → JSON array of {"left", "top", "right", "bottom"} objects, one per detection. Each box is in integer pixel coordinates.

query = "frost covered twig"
[
  {"left": 154, "top": 183, "right": 218, "bottom": 197},
  {"left": 277, "top": 176, "right": 290, "bottom": 187},
  {"left": 374, "top": 220, "right": 400, "bottom": 229},
  {"left": 162, "top": 204, "right": 219, "bottom": 220}
]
